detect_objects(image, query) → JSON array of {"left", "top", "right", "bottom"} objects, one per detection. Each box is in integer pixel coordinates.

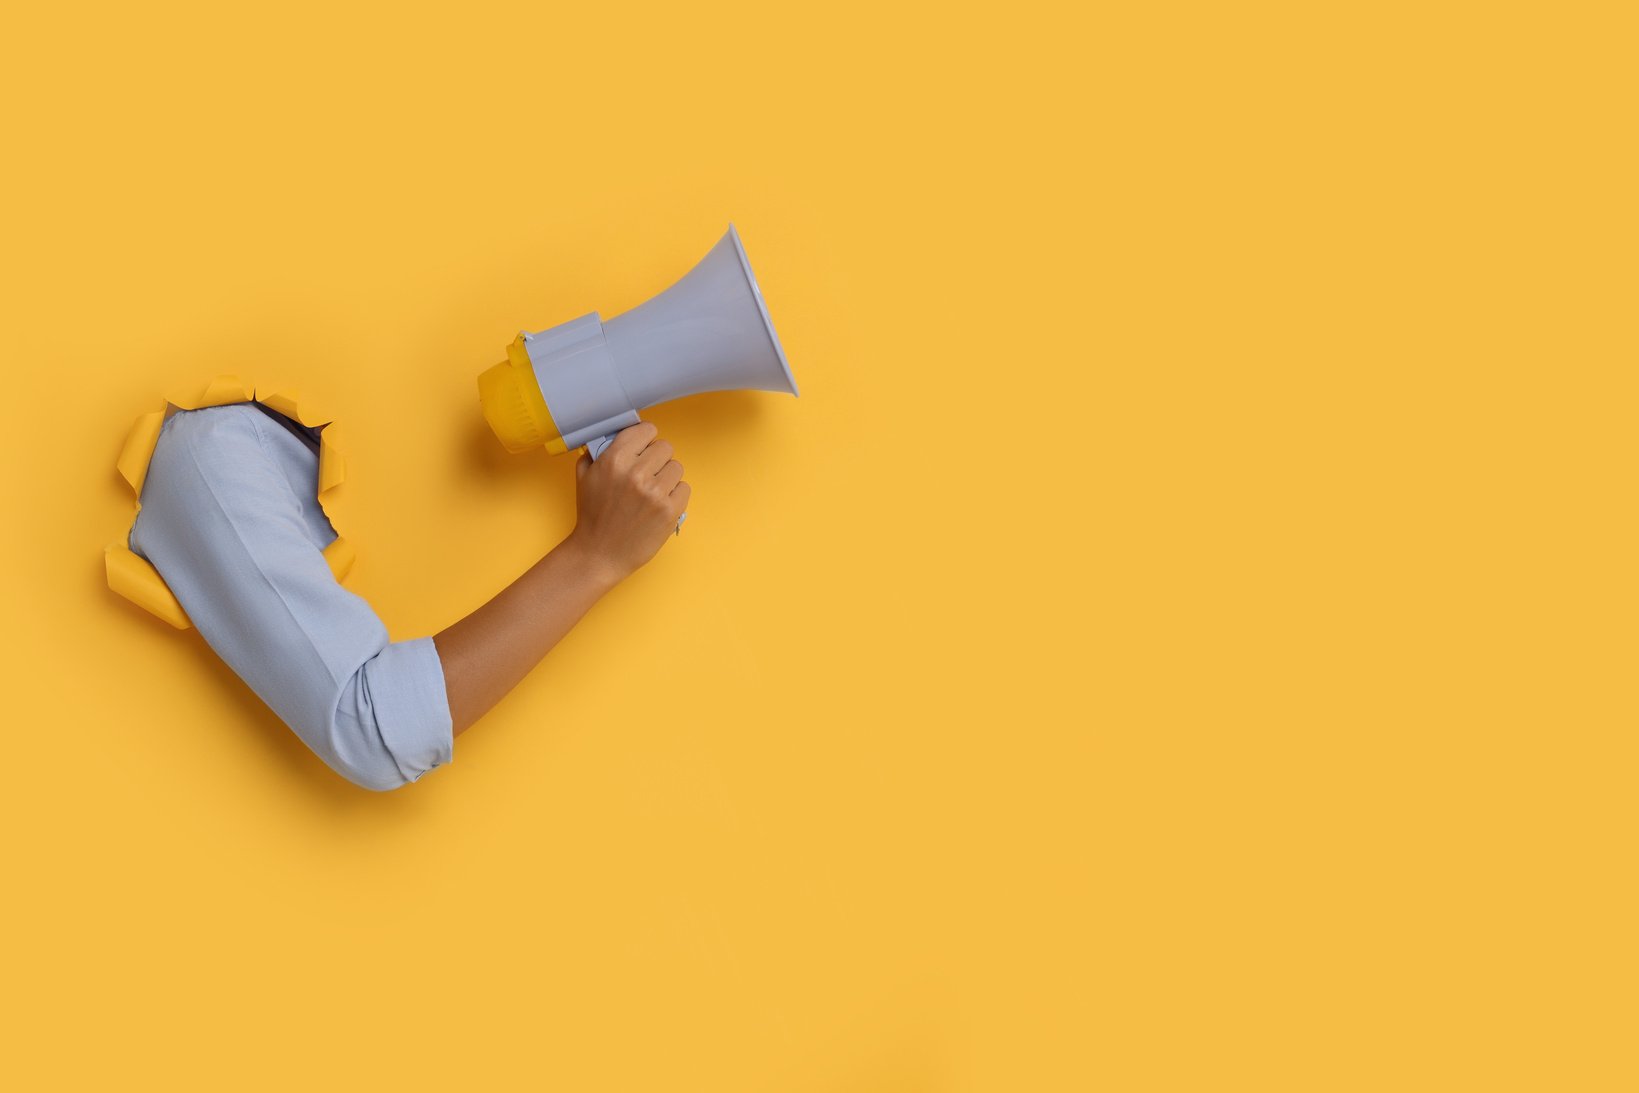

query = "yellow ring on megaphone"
[{"left": 478, "top": 336, "right": 568, "bottom": 454}]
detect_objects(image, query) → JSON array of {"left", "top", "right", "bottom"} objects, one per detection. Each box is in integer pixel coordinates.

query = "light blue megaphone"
[{"left": 479, "top": 224, "right": 798, "bottom": 461}]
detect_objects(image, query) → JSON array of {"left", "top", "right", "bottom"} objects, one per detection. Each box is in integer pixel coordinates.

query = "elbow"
[
  {"left": 326, "top": 750, "right": 415, "bottom": 793},
  {"left": 282, "top": 645, "right": 453, "bottom": 792},
  {"left": 300, "top": 705, "right": 425, "bottom": 793}
]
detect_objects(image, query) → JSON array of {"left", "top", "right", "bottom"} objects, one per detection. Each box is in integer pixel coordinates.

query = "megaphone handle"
[{"left": 584, "top": 429, "right": 688, "bottom": 533}]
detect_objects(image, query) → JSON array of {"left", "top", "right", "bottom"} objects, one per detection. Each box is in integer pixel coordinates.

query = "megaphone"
[{"left": 479, "top": 224, "right": 798, "bottom": 462}]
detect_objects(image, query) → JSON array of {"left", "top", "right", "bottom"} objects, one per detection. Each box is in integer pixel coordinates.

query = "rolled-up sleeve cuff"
[{"left": 364, "top": 635, "right": 455, "bottom": 785}]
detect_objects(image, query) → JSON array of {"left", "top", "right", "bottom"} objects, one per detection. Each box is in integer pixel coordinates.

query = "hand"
[{"left": 563, "top": 422, "right": 690, "bottom": 584}]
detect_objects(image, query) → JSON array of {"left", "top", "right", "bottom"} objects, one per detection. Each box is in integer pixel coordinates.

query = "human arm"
[{"left": 130, "top": 406, "right": 687, "bottom": 787}]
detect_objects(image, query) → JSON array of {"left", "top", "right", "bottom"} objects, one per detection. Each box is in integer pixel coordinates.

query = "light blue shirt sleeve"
[{"left": 128, "top": 402, "right": 454, "bottom": 791}]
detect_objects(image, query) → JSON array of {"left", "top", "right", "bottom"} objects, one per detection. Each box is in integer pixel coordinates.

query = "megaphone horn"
[{"left": 479, "top": 224, "right": 798, "bottom": 460}]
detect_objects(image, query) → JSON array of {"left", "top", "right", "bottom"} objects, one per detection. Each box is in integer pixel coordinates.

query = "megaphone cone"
[{"left": 480, "top": 224, "right": 797, "bottom": 458}]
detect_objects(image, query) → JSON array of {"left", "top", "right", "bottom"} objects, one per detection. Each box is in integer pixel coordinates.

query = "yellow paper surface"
[{"left": 5, "top": 2, "right": 1636, "bottom": 1091}]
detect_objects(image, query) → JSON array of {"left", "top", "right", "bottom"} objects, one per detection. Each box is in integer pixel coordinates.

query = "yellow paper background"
[{"left": 2, "top": 2, "right": 1634, "bottom": 1089}]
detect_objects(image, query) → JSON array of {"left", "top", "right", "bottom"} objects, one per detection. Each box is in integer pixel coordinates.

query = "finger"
[
  {"left": 635, "top": 438, "right": 673, "bottom": 476},
  {"left": 669, "top": 480, "right": 692, "bottom": 512},
  {"left": 576, "top": 452, "right": 592, "bottom": 479},
  {"left": 655, "top": 459, "right": 684, "bottom": 493},
  {"left": 605, "top": 421, "right": 658, "bottom": 461}
]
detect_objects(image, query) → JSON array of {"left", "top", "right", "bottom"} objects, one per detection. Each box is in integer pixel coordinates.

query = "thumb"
[{"left": 576, "top": 452, "right": 592, "bottom": 480}]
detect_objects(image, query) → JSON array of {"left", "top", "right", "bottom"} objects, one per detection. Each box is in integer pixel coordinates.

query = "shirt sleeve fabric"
[{"left": 128, "top": 402, "right": 453, "bottom": 790}]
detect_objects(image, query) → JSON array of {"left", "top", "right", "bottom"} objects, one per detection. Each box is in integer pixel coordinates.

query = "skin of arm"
[{"left": 433, "top": 421, "right": 690, "bottom": 736}]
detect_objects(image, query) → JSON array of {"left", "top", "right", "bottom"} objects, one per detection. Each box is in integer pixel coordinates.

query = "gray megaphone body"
[{"left": 479, "top": 225, "right": 798, "bottom": 471}]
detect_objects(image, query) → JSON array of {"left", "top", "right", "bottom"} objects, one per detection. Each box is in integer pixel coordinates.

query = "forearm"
[
  {"left": 433, "top": 535, "right": 622, "bottom": 736},
  {"left": 435, "top": 424, "right": 689, "bottom": 738}
]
